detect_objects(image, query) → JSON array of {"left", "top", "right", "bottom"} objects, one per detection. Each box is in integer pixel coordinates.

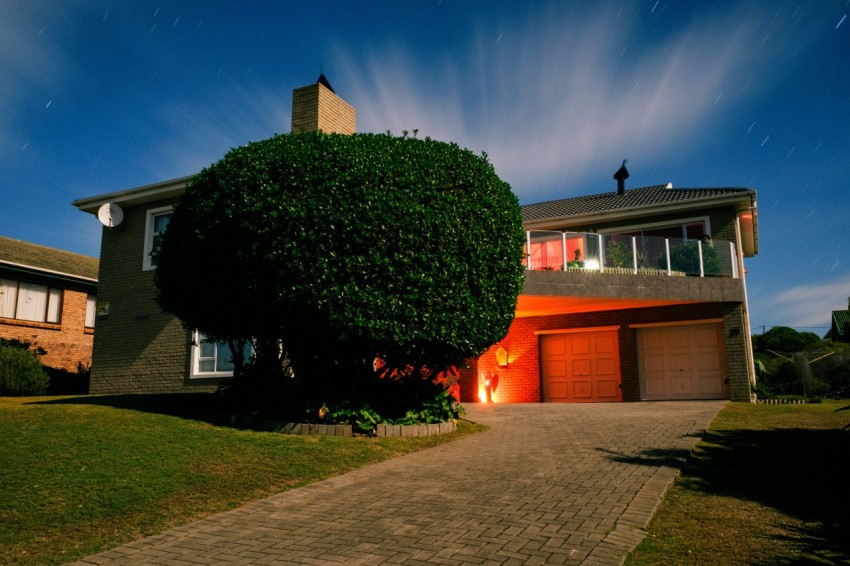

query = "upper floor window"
[
  {"left": 0, "top": 278, "right": 62, "bottom": 324},
  {"left": 143, "top": 206, "right": 173, "bottom": 271},
  {"left": 614, "top": 219, "right": 709, "bottom": 242}
]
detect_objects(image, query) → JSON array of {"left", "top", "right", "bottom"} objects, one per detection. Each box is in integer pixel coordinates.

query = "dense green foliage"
[
  {"left": 155, "top": 132, "right": 524, "bottom": 421},
  {"left": 752, "top": 326, "right": 850, "bottom": 399},
  {"left": 0, "top": 340, "right": 49, "bottom": 396},
  {"left": 666, "top": 242, "right": 720, "bottom": 275}
]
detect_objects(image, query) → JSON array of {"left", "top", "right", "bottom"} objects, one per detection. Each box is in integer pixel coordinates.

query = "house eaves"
[{"left": 73, "top": 175, "right": 194, "bottom": 215}]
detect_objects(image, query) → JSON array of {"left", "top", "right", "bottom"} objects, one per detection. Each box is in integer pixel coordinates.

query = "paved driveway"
[{"left": 72, "top": 401, "right": 724, "bottom": 565}]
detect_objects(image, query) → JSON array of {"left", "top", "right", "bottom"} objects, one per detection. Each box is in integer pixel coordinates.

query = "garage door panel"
[
  {"left": 594, "top": 335, "right": 615, "bottom": 353},
  {"left": 596, "top": 379, "right": 620, "bottom": 399},
  {"left": 596, "top": 357, "right": 616, "bottom": 375},
  {"left": 699, "top": 375, "right": 725, "bottom": 395},
  {"left": 671, "top": 375, "right": 693, "bottom": 395},
  {"left": 571, "top": 358, "right": 591, "bottom": 376},
  {"left": 694, "top": 326, "right": 719, "bottom": 346},
  {"left": 696, "top": 352, "right": 720, "bottom": 371},
  {"left": 671, "top": 353, "right": 692, "bottom": 372},
  {"left": 668, "top": 330, "right": 691, "bottom": 349},
  {"left": 572, "top": 380, "right": 593, "bottom": 399},
  {"left": 641, "top": 330, "right": 665, "bottom": 351},
  {"left": 638, "top": 323, "right": 729, "bottom": 400},
  {"left": 643, "top": 352, "right": 666, "bottom": 373},
  {"left": 571, "top": 337, "right": 590, "bottom": 355}
]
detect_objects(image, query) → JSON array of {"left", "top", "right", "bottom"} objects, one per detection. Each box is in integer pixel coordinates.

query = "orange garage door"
[{"left": 540, "top": 329, "right": 622, "bottom": 402}]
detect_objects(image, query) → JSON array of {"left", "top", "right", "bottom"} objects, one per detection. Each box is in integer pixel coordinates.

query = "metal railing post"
[
  {"left": 598, "top": 234, "right": 605, "bottom": 273},
  {"left": 562, "top": 232, "right": 567, "bottom": 271},
  {"left": 631, "top": 236, "right": 638, "bottom": 274},
  {"left": 526, "top": 231, "right": 532, "bottom": 270},
  {"left": 698, "top": 240, "right": 705, "bottom": 277},
  {"left": 665, "top": 239, "right": 671, "bottom": 276}
]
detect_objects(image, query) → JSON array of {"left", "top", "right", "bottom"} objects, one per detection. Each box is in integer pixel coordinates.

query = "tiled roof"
[
  {"left": 0, "top": 236, "right": 99, "bottom": 282},
  {"left": 833, "top": 310, "right": 850, "bottom": 337},
  {"left": 521, "top": 185, "right": 755, "bottom": 221}
]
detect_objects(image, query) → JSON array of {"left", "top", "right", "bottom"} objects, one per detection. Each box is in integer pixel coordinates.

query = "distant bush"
[{"left": 0, "top": 343, "right": 50, "bottom": 396}]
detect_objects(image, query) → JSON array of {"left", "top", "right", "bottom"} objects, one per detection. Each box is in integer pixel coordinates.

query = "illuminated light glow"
[
  {"left": 584, "top": 259, "right": 600, "bottom": 270},
  {"left": 495, "top": 346, "right": 508, "bottom": 367}
]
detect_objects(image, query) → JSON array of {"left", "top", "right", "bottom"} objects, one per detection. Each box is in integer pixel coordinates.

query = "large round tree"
[{"left": 155, "top": 132, "right": 524, "bottom": 416}]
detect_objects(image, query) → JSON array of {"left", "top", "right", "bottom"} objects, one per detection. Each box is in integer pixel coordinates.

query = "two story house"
[
  {"left": 74, "top": 77, "right": 758, "bottom": 402},
  {"left": 459, "top": 177, "right": 758, "bottom": 403},
  {"left": 0, "top": 236, "right": 98, "bottom": 372}
]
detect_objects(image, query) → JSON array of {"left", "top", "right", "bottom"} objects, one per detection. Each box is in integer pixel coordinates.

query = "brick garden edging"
[
  {"left": 375, "top": 421, "right": 457, "bottom": 437},
  {"left": 220, "top": 414, "right": 456, "bottom": 437}
]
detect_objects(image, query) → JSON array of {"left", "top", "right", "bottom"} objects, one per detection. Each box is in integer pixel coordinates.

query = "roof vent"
[
  {"left": 613, "top": 160, "right": 629, "bottom": 195},
  {"left": 665, "top": 182, "right": 673, "bottom": 189}
]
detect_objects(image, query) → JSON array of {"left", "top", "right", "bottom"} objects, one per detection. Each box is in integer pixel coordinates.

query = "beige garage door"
[
  {"left": 540, "top": 329, "right": 622, "bottom": 402},
  {"left": 637, "top": 323, "right": 729, "bottom": 400}
]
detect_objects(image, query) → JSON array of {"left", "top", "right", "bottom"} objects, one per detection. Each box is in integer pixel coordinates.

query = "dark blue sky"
[{"left": 2, "top": 0, "right": 848, "bottom": 332}]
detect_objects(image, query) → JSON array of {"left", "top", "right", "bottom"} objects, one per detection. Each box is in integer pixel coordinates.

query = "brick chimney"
[{"left": 291, "top": 74, "right": 356, "bottom": 135}]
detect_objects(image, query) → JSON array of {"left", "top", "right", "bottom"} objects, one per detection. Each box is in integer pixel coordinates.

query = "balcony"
[{"left": 523, "top": 231, "right": 741, "bottom": 279}]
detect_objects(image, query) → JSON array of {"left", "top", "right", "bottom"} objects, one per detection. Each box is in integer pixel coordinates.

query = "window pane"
[
  {"left": 216, "top": 343, "right": 235, "bottom": 372},
  {"left": 199, "top": 339, "right": 215, "bottom": 359},
  {"left": 199, "top": 359, "right": 215, "bottom": 372},
  {"left": 46, "top": 288, "right": 62, "bottom": 323},
  {"left": 148, "top": 212, "right": 172, "bottom": 268},
  {"left": 85, "top": 295, "right": 96, "bottom": 327},
  {"left": 16, "top": 282, "right": 48, "bottom": 322},
  {"left": 0, "top": 279, "right": 18, "bottom": 318},
  {"left": 153, "top": 213, "right": 170, "bottom": 234},
  {"left": 685, "top": 222, "right": 706, "bottom": 240}
]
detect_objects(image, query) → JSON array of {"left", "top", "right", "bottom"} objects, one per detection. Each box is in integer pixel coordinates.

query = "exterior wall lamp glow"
[{"left": 495, "top": 346, "right": 508, "bottom": 368}]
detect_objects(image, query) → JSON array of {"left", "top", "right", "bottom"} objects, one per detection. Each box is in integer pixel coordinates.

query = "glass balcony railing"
[{"left": 523, "top": 231, "right": 740, "bottom": 278}]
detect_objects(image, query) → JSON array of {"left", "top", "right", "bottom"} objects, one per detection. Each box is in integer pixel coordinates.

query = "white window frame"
[
  {"left": 143, "top": 205, "right": 174, "bottom": 271},
  {"left": 190, "top": 331, "right": 251, "bottom": 379}
]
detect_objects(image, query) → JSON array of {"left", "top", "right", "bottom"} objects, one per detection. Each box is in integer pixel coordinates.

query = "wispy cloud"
[
  {"left": 754, "top": 274, "right": 850, "bottom": 330},
  {"left": 336, "top": 2, "right": 812, "bottom": 200}
]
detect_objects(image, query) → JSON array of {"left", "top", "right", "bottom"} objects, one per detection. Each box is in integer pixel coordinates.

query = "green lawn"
[
  {"left": 0, "top": 394, "right": 483, "bottom": 565},
  {"left": 627, "top": 400, "right": 850, "bottom": 565}
]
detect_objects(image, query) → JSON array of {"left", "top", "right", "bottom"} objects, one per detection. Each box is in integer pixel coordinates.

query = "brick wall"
[
  {"left": 90, "top": 199, "right": 218, "bottom": 394},
  {"left": 291, "top": 83, "right": 356, "bottom": 135},
  {"left": 0, "top": 287, "right": 93, "bottom": 371},
  {"left": 461, "top": 302, "right": 753, "bottom": 404}
]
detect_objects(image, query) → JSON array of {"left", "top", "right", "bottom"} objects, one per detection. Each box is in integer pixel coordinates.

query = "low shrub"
[
  {"left": 45, "top": 362, "right": 91, "bottom": 395},
  {"left": 0, "top": 343, "right": 50, "bottom": 396}
]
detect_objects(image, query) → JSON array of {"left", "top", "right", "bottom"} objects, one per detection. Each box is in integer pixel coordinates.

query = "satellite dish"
[{"left": 97, "top": 203, "right": 124, "bottom": 227}]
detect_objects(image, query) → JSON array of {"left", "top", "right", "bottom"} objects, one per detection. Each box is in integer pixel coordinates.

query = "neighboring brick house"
[
  {"left": 459, "top": 178, "right": 759, "bottom": 403},
  {"left": 0, "top": 236, "right": 98, "bottom": 371},
  {"left": 73, "top": 76, "right": 355, "bottom": 394},
  {"left": 75, "top": 76, "right": 759, "bottom": 403}
]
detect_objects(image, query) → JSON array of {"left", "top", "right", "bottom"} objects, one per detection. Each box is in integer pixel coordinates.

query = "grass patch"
[
  {"left": 0, "top": 394, "right": 484, "bottom": 565},
  {"left": 627, "top": 400, "right": 850, "bottom": 565}
]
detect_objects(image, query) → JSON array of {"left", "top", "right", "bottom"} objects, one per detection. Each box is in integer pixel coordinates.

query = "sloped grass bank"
[
  {"left": 628, "top": 400, "right": 850, "bottom": 565},
  {"left": 0, "top": 394, "right": 483, "bottom": 565}
]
